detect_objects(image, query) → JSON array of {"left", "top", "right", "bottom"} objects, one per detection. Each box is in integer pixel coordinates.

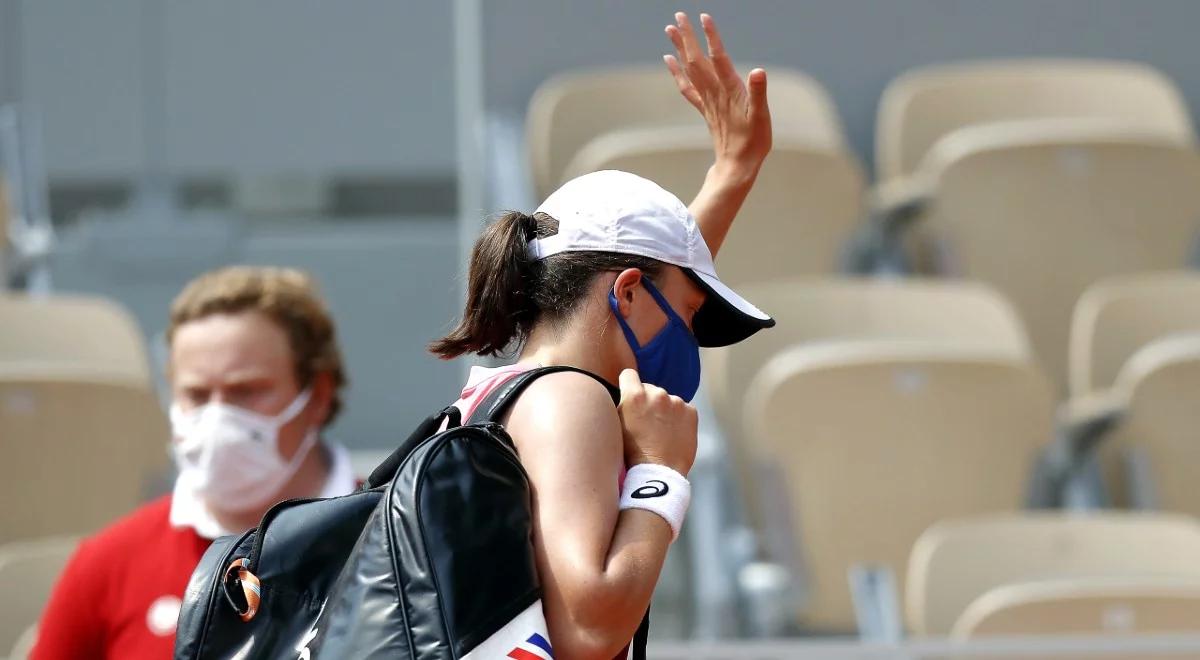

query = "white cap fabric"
[{"left": 532, "top": 170, "right": 775, "bottom": 347}]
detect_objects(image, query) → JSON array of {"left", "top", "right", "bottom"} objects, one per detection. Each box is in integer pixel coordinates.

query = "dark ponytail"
[
  {"left": 430, "top": 212, "right": 663, "bottom": 360},
  {"left": 429, "top": 211, "right": 540, "bottom": 359}
]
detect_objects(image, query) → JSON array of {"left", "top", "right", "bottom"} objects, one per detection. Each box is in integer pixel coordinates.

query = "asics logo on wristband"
[
  {"left": 620, "top": 465, "right": 690, "bottom": 540},
  {"left": 631, "top": 480, "right": 669, "bottom": 499}
]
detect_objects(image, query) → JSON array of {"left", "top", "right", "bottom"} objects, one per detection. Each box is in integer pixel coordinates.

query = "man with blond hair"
[{"left": 33, "top": 266, "right": 359, "bottom": 659}]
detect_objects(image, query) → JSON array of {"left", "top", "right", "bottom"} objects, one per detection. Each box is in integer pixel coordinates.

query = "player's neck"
[{"left": 520, "top": 315, "right": 622, "bottom": 386}]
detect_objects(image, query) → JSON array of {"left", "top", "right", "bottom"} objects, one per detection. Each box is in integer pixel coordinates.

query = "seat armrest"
[
  {"left": 1056, "top": 390, "right": 1128, "bottom": 455},
  {"left": 867, "top": 176, "right": 934, "bottom": 233}
]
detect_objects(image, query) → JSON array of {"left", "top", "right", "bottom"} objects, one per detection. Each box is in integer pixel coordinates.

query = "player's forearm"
[
  {"left": 689, "top": 157, "right": 762, "bottom": 257},
  {"left": 545, "top": 509, "right": 672, "bottom": 659}
]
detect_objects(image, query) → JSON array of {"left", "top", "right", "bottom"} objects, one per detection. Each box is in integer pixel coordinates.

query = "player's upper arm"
[{"left": 503, "top": 372, "right": 624, "bottom": 596}]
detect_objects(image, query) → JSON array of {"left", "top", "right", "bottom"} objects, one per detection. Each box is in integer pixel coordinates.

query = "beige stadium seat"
[
  {"left": 876, "top": 58, "right": 1195, "bottom": 183},
  {"left": 703, "top": 277, "right": 1030, "bottom": 459},
  {"left": 743, "top": 341, "right": 1054, "bottom": 632},
  {"left": 0, "top": 294, "right": 151, "bottom": 387},
  {"left": 1102, "top": 334, "right": 1200, "bottom": 514},
  {"left": 903, "top": 121, "right": 1200, "bottom": 392},
  {"left": 0, "top": 536, "right": 77, "bottom": 654},
  {"left": 953, "top": 577, "right": 1200, "bottom": 641},
  {"left": 562, "top": 126, "right": 864, "bottom": 282},
  {"left": 1069, "top": 271, "right": 1200, "bottom": 399},
  {"left": 527, "top": 65, "right": 846, "bottom": 199},
  {"left": 907, "top": 512, "right": 1200, "bottom": 636},
  {"left": 0, "top": 370, "right": 169, "bottom": 544},
  {"left": 700, "top": 280, "right": 1029, "bottom": 616},
  {"left": 9, "top": 624, "right": 37, "bottom": 660}
]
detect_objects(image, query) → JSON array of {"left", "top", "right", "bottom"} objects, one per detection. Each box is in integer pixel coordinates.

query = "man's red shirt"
[{"left": 31, "top": 495, "right": 211, "bottom": 659}]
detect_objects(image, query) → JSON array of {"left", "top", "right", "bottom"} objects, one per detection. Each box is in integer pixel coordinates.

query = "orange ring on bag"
[{"left": 225, "top": 558, "right": 262, "bottom": 622}]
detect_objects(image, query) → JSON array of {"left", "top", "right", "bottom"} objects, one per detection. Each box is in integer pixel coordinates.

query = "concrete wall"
[{"left": 9, "top": 0, "right": 456, "bottom": 180}]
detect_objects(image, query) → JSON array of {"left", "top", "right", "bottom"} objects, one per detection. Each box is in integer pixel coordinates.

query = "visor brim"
[{"left": 684, "top": 269, "right": 776, "bottom": 347}]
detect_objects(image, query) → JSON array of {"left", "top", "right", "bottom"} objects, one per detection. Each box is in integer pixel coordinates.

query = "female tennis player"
[{"left": 431, "top": 13, "right": 774, "bottom": 659}]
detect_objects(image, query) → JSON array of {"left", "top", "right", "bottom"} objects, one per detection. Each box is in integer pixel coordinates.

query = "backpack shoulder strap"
[
  {"left": 467, "top": 365, "right": 619, "bottom": 426},
  {"left": 365, "top": 405, "right": 461, "bottom": 488}
]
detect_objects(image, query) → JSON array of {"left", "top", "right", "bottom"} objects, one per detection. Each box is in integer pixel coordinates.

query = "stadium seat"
[
  {"left": 896, "top": 121, "right": 1200, "bottom": 392},
  {"left": 526, "top": 65, "right": 847, "bottom": 199},
  {"left": 0, "top": 294, "right": 152, "bottom": 387},
  {"left": 562, "top": 126, "right": 864, "bottom": 282},
  {"left": 0, "top": 293, "right": 166, "bottom": 542},
  {"left": 1069, "top": 272, "right": 1200, "bottom": 400},
  {"left": 1099, "top": 333, "right": 1200, "bottom": 513},
  {"left": 742, "top": 341, "right": 1054, "bottom": 632},
  {"left": 907, "top": 512, "right": 1200, "bottom": 635},
  {"left": 875, "top": 58, "right": 1195, "bottom": 184},
  {"left": 8, "top": 624, "right": 36, "bottom": 660},
  {"left": 703, "top": 277, "right": 1031, "bottom": 462},
  {"left": 0, "top": 371, "right": 169, "bottom": 543},
  {"left": 0, "top": 536, "right": 77, "bottom": 654},
  {"left": 953, "top": 577, "right": 1200, "bottom": 642}
]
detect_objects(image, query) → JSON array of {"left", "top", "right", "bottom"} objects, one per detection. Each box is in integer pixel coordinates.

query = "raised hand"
[{"left": 664, "top": 12, "right": 772, "bottom": 173}]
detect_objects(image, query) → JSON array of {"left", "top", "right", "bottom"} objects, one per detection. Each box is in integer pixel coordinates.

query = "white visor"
[{"left": 532, "top": 170, "right": 776, "bottom": 347}]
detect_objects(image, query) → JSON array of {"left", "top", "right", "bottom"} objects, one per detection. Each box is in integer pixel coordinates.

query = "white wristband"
[{"left": 619, "top": 463, "right": 691, "bottom": 541}]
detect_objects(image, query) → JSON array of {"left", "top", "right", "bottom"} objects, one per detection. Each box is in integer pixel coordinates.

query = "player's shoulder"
[
  {"left": 515, "top": 369, "right": 617, "bottom": 411},
  {"left": 504, "top": 370, "right": 623, "bottom": 469},
  {"left": 504, "top": 369, "right": 619, "bottom": 434}
]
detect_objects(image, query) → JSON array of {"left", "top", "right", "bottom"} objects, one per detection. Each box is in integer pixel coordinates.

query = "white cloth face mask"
[{"left": 170, "top": 387, "right": 318, "bottom": 513}]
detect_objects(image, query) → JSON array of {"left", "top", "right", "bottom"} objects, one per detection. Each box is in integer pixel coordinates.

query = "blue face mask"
[{"left": 608, "top": 277, "right": 702, "bottom": 402}]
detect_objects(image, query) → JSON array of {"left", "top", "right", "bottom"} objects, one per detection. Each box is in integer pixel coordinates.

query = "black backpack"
[{"left": 174, "top": 366, "right": 649, "bottom": 659}]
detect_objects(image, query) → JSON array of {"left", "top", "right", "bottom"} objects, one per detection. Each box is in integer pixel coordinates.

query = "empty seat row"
[
  {"left": 695, "top": 278, "right": 1047, "bottom": 632},
  {"left": 697, "top": 276, "right": 1200, "bottom": 633},
  {"left": 888, "top": 123, "right": 1200, "bottom": 392},
  {"left": 530, "top": 59, "right": 1195, "bottom": 200},
  {"left": 745, "top": 339, "right": 1051, "bottom": 631},
  {"left": 744, "top": 341, "right": 1200, "bottom": 634},
  {"left": 8, "top": 515, "right": 1200, "bottom": 652},
  {"left": 874, "top": 59, "right": 1195, "bottom": 184},
  {"left": 910, "top": 512, "right": 1200, "bottom": 637},
  {"left": 702, "top": 277, "right": 1030, "bottom": 448}
]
